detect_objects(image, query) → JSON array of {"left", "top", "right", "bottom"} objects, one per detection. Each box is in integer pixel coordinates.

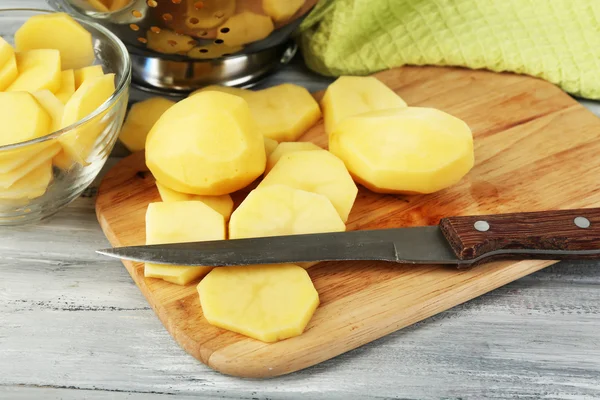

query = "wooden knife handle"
[{"left": 439, "top": 208, "right": 600, "bottom": 265}]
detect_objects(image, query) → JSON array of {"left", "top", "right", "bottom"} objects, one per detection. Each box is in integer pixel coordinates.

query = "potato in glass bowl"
[{"left": 0, "top": 8, "right": 131, "bottom": 225}]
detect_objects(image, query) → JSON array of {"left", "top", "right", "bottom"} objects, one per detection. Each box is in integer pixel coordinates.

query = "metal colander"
[{"left": 47, "top": 0, "right": 317, "bottom": 93}]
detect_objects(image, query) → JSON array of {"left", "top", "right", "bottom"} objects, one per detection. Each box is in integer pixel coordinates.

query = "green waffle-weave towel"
[{"left": 299, "top": 0, "right": 600, "bottom": 99}]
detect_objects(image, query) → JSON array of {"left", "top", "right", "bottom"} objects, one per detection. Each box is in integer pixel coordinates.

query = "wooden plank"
[{"left": 95, "top": 66, "right": 600, "bottom": 377}]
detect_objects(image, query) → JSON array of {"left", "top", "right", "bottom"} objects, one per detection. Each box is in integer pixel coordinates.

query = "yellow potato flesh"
[
  {"left": 185, "top": 0, "right": 236, "bottom": 29},
  {"left": 0, "top": 37, "right": 18, "bottom": 91},
  {"left": 60, "top": 74, "right": 115, "bottom": 165},
  {"left": 7, "top": 49, "right": 61, "bottom": 93},
  {"left": 329, "top": 107, "right": 474, "bottom": 194},
  {"left": 190, "top": 85, "right": 248, "bottom": 99},
  {"left": 216, "top": 12, "right": 274, "bottom": 47},
  {"left": 265, "top": 141, "right": 321, "bottom": 174},
  {"left": 321, "top": 76, "right": 407, "bottom": 135},
  {"left": 155, "top": 182, "right": 234, "bottom": 220},
  {"left": 108, "top": 0, "right": 131, "bottom": 11},
  {"left": 0, "top": 141, "right": 56, "bottom": 174},
  {"left": 263, "top": 136, "right": 278, "bottom": 158},
  {"left": 0, "top": 160, "right": 53, "bottom": 200},
  {"left": 263, "top": 0, "right": 304, "bottom": 22},
  {"left": 198, "top": 264, "right": 319, "bottom": 343},
  {"left": 74, "top": 65, "right": 103, "bottom": 89},
  {"left": 87, "top": 0, "right": 110, "bottom": 12},
  {"left": 15, "top": 13, "right": 94, "bottom": 70},
  {"left": 33, "top": 90, "right": 64, "bottom": 133},
  {"left": 145, "top": 201, "right": 226, "bottom": 285},
  {"left": 259, "top": 150, "right": 358, "bottom": 223},
  {"left": 0, "top": 92, "right": 51, "bottom": 147},
  {"left": 0, "top": 142, "right": 60, "bottom": 189},
  {"left": 146, "top": 30, "right": 195, "bottom": 55},
  {"left": 52, "top": 150, "right": 75, "bottom": 171},
  {"left": 146, "top": 91, "right": 266, "bottom": 196},
  {"left": 118, "top": 97, "right": 175, "bottom": 152},
  {"left": 55, "top": 70, "right": 76, "bottom": 104}
]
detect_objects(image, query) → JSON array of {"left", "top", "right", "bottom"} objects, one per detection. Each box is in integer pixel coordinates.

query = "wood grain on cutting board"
[{"left": 96, "top": 66, "right": 600, "bottom": 378}]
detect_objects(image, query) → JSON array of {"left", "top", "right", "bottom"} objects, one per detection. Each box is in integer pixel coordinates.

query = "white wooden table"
[{"left": 3, "top": 2, "right": 600, "bottom": 399}]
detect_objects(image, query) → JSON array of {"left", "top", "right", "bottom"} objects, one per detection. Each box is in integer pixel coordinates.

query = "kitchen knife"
[{"left": 97, "top": 208, "right": 600, "bottom": 268}]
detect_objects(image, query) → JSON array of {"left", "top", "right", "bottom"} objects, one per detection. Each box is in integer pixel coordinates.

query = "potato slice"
[
  {"left": 74, "top": 65, "right": 103, "bottom": 89},
  {"left": 190, "top": 85, "right": 249, "bottom": 99},
  {"left": 0, "top": 142, "right": 60, "bottom": 189},
  {"left": 55, "top": 70, "right": 76, "bottom": 104},
  {"left": 0, "top": 141, "right": 56, "bottom": 174},
  {"left": 329, "top": 107, "right": 474, "bottom": 194},
  {"left": 52, "top": 150, "right": 75, "bottom": 171},
  {"left": 321, "top": 76, "right": 407, "bottom": 135},
  {"left": 155, "top": 182, "right": 234, "bottom": 220},
  {"left": 15, "top": 12, "right": 94, "bottom": 70},
  {"left": 0, "top": 160, "right": 53, "bottom": 200},
  {"left": 229, "top": 185, "right": 345, "bottom": 262},
  {"left": 108, "top": 0, "right": 131, "bottom": 11},
  {"left": 263, "top": 136, "right": 278, "bottom": 158},
  {"left": 259, "top": 150, "right": 357, "bottom": 222},
  {"left": 118, "top": 97, "right": 175, "bottom": 152},
  {"left": 265, "top": 141, "right": 321, "bottom": 174},
  {"left": 0, "top": 37, "right": 18, "bottom": 91},
  {"left": 60, "top": 74, "right": 115, "bottom": 165},
  {"left": 87, "top": 0, "right": 110, "bottom": 12},
  {"left": 146, "top": 91, "right": 266, "bottom": 196},
  {"left": 263, "top": 0, "right": 304, "bottom": 22},
  {"left": 185, "top": 0, "right": 236, "bottom": 29},
  {"left": 0, "top": 92, "right": 51, "bottom": 147},
  {"left": 145, "top": 201, "right": 226, "bottom": 285},
  {"left": 7, "top": 49, "right": 61, "bottom": 93},
  {"left": 216, "top": 12, "right": 274, "bottom": 47},
  {"left": 198, "top": 264, "right": 319, "bottom": 343},
  {"left": 146, "top": 30, "right": 195, "bottom": 55},
  {"left": 33, "top": 90, "right": 64, "bottom": 133}
]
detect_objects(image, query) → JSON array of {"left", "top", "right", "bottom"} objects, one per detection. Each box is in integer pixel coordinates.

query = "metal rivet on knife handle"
[
  {"left": 473, "top": 220, "right": 490, "bottom": 232},
  {"left": 574, "top": 216, "right": 591, "bottom": 229}
]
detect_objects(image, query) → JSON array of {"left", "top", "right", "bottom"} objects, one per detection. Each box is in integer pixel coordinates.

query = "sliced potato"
[
  {"left": 55, "top": 69, "right": 76, "bottom": 104},
  {"left": 265, "top": 141, "right": 321, "bottom": 174},
  {"left": 7, "top": 49, "right": 61, "bottom": 93},
  {"left": 118, "top": 97, "right": 175, "bottom": 152},
  {"left": 263, "top": 0, "right": 304, "bottom": 22},
  {"left": 155, "top": 182, "right": 234, "bottom": 220},
  {"left": 0, "top": 141, "right": 56, "bottom": 174},
  {"left": 146, "top": 29, "right": 195, "bottom": 55},
  {"left": 74, "top": 65, "right": 103, "bottom": 89},
  {"left": 0, "top": 142, "right": 60, "bottom": 189},
  {"left": 259, "top": 150, "right": 358, "bottom": 222},
  {"left": 145, "top": 201, "right": 226, "bottom": 285},
  {"left": 0, "top": 37, "right": 18, "bottom": 91},
  {"left": 190, "top": 85, "right": 249, "bottom": 99},
  {"left": 146, "top": 91, "right": 266, "bottom": 196},
  {"left": 0, "top": 160, "right": 53, "bottom": 200},
  {"left": 263, "top": 136, "right": 278, "bottom": 158},
  {"left": 329, "top": 107, "right": 474, "bottom": 194},
  {"left": 52, "top": 150, "right": 76, "bottom": 171},
  {"left": 15, "top": 12, "right": 94, "bottom": 70},
  {"left": 199, "top": 264, "right": 319, "bottom": 342},
  {"left": 0, "top": 92, "right": 51, "bottom": 146},
  {"left": 33, "top": 90, "right": 64, "bottom": 133},
  {"left": 321, "top": 76, "right": 407, "bottom": 134},
  {"left": 185, "top": 0, "right": 236, "bottom": 29},
  {"left": 216, "top": 12, "right": 274, "bottom": 47}
]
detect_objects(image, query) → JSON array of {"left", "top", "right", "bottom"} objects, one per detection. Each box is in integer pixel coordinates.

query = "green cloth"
[{"left": 299, "top": 0, "right": 600, "bottom": 99}]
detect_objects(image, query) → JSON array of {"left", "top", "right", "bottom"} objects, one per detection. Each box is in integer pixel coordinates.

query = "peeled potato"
[
  {"left": 190, "top": 84, "right": 249, "bottom": 99},
  {"left": 7, "top": 49, "right": 61, "bottom": 93},
  {"left": 55, "top": 69, "right": 76, "bottom": 104},
  {"left": 60, "top": 74, "right": 115, "bottom": 165},
  {"left": 15, "top": 12, "right": 94, "bottom": 70},
  {"left": 185, "top": 0, "right": 236, "bottom": 29},
  {"left": 146, "top": 91, "right": 266, "bottom": 196},
  {"left": 33, "top": 90, "right": 64, "bottom": 133},
  {"left": 259, "top": 150, "right": 358, "bottom": 222},
  {"left": 265, "top": 141, "right": 321, "bottom": 174},
  {"left": 263, "top": 0, "right": 304, "bottom": 22},
  {"left": 86, "top": 0, "right": 110, "bottom": 12},
  {"left": 321, "top": 76, "right": 407, "bottom": 135},
  {"left": 0, "top": 92, "right": 51, "bottom": 147},
  {"left": 74, "top": 65, "right": 103, "bottom": 89},
  {"left": 198, "top": 264, "right": 319, "bottom": 343},
  {"left": 145, "top": 201, "right": 226, "bottom": 285},
  {"left": 263, "top": 136, "right": 278, "bottom": 158},
  {"left": 146, "top": 29, "right": 195, "bottom": 55},
  {"left": 0, "top": 141, "right": 56, "bottom": 174},
  {"left": 118, "top": 97, "right": 175, "bottom": 152},
  {"left": 0, "top": 160, "right": 53, "bottom": 200},
  {"left": 52, "top": 150, "right": 75, "bottom": 171},
  {"left": 155, "top": 182, "right": 234, "bottom": 220},
  {"left": 0, "top": 37, "right": 18, "bottom": 91},
  {"left": 0, "top": 142, "right": 60, "bottom": 189},
  {"left": 216, "top": 12, "right": 274, "bottom": 47},
  {"left": 329, "top": 107, "right": 474, "bottom": 194}
]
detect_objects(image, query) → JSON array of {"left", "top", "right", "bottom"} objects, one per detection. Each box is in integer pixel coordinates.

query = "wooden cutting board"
[{"left": 96, "top": 66, "right": 600, "bottom": 378}]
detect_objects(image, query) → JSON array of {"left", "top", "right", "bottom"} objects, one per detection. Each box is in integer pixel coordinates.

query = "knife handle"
[{"left": 439, "top": 208, "right": 600, "bottom": 265}]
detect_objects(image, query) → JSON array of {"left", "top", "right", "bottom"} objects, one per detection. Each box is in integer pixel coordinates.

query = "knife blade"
[{"left": 97, "top": 207, "right": 600, "bottom": 268}]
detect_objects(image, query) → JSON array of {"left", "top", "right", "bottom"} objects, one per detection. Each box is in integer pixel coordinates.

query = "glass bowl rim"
[{"left": 0, "top": 7, "right": 132, "bottom": 152}]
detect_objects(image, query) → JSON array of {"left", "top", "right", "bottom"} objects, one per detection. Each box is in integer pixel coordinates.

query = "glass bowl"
[{"left": 0, "top": 8, "right": 131, "bottom": 225}]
